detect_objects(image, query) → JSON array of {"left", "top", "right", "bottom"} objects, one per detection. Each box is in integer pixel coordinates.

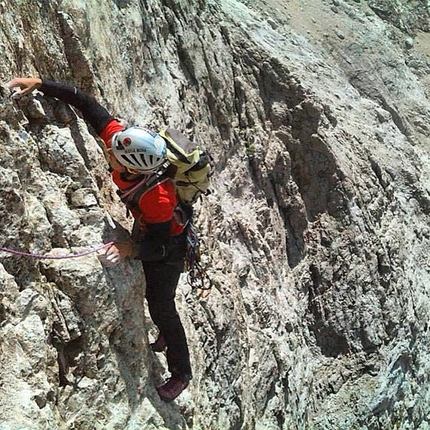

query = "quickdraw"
[{"left": 185, "top": 221, "right": 212, "bottom": 295}]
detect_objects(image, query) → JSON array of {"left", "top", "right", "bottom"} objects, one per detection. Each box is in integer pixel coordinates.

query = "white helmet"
[{"left": 111, "top": 126, "right": 167, "bottom": 172}]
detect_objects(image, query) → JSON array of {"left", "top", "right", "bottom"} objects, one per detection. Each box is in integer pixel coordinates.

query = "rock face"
[{"left": 0, "top": 0, "right": 429, "bottom": 429}]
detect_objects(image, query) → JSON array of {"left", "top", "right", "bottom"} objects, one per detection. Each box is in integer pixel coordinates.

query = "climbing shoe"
[
  {"left": 150, "top": 334, "right": 166, "bottom": 352},
  {"left": 157, "top": 377, "right": 189, "bottom": 402}
]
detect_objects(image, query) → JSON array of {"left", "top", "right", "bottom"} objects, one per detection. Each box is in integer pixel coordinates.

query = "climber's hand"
[
  {"left": 97, "top": 242, "right": 138, "bottom": 267},
  {"left": 5, "top": 77, "right": 42, "bottom": 97},
  {"left": 97, "top": 245, "right": 120, "bottom": 268}
]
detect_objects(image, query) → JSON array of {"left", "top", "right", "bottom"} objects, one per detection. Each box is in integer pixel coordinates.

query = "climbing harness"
[
  {"left": 0, "top": 241, "right": 114, "bottom": 260},
  {"left": 185, "top": 221, "right": 212, "bottom": 296}
]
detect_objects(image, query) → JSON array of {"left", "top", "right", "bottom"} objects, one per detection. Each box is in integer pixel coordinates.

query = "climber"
[{"left": 5, "top": 77, "right": 191, "bottom": 402}]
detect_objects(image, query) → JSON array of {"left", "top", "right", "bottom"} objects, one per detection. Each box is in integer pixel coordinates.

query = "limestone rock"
[{"left": 0, "top": 0, "right": 429, "bottom": 429}]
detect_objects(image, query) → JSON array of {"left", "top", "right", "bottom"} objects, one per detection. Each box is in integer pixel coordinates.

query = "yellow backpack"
[{"left": 159, "top": 128, "right": 213, "bottom": 206}]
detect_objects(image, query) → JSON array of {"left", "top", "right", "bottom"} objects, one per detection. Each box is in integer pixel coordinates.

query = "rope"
[
  {"left": 0, "top": 241, "right": 114, "bottom": 260},
  {"left": 119, "top": 173, "right": 150, "bottom": 200}
]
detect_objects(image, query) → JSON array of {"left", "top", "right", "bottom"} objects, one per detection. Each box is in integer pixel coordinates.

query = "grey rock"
[
  {"left": 0, "top": 0, "right": 429, "bottom": 429},
  {"left": 404, "top": 37, "right": 414, "bottom": 49}
]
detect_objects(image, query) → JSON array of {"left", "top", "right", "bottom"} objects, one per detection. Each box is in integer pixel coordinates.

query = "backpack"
[{"left": 160, "top": 128, "right": 213, "bottom": 206}]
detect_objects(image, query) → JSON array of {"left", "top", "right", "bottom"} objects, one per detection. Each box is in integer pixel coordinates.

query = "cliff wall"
[{"left": 0, "top": 0, "right": 429, "bottom": 429}]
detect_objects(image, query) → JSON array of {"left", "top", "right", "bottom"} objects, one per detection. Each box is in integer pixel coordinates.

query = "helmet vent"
[
  {"left": 130, "top": 153, "right": 143, "bottom": 167},
  {"left": 139, "top": 155, "right": 149, "bottom": 167},
  {"left": 120, "top": 154, "right": 132, "bottom": 165}
]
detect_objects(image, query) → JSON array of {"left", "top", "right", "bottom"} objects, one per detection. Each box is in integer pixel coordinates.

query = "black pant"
[{"left": 142, "top": 234, "right": 192, "bottom": 379}]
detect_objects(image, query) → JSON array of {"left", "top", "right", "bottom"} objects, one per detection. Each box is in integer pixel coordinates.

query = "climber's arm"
[{"left": 5, "top": 77, "right": 114, "bottom": 134}]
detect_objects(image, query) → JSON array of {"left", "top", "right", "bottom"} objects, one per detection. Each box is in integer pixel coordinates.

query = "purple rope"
[{"left": 0, "top": 241, "right": 114, "bottom": 260}]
